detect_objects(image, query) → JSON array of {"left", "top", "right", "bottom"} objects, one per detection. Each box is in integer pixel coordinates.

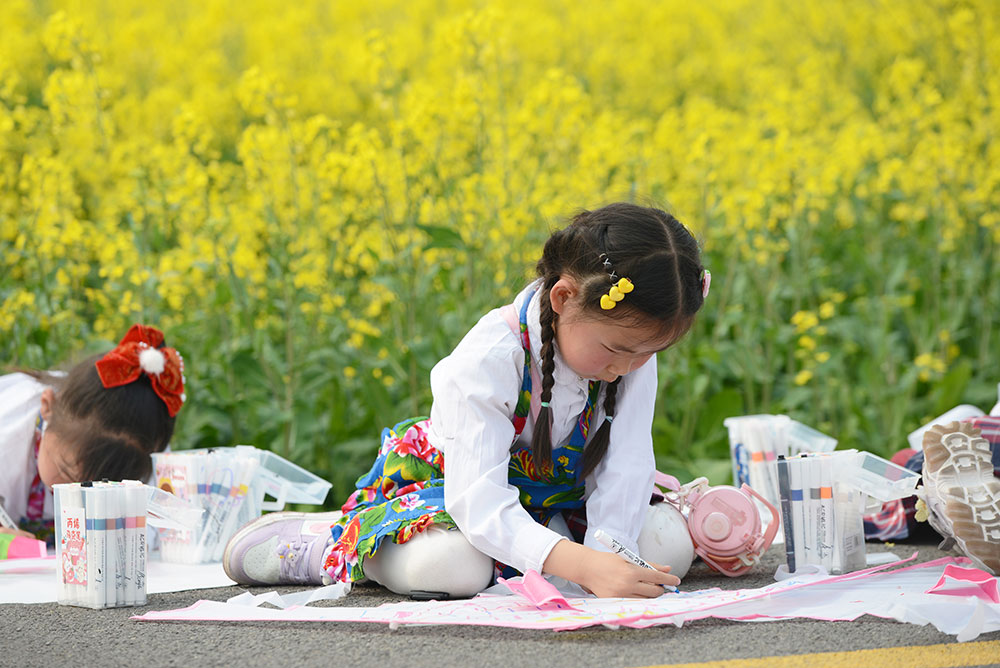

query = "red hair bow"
[{"left": 95, "top": 324, "right": 186, "bottom": 417}]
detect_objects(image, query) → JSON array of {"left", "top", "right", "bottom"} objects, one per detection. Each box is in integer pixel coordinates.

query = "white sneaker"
[
  {"left": 921, "top": 421, "right": 1000, "bottom": 574},
  {"left": 222, "top": 511, "right": 343, "bottom": 585}
]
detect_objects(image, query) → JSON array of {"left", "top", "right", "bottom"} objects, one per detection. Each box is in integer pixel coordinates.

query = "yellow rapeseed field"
[{"left": 2, "top": 0, "right": 997, "bottom": 492}]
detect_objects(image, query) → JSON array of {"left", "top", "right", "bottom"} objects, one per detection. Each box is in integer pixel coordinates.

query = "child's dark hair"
[
  {"left": 533, "top": 202, "right": 705, "bottom": 479},
  {"left": 33, "top": 356, "right": 176, "bottom": 482}
]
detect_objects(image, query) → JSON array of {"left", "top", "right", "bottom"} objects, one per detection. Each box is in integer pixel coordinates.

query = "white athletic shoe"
[
  {"left": 222, "top": 511, "right": 342, "bottom": 585},
  {"left": 921, "top": 421, "right": 1000, "bottom": 574}
]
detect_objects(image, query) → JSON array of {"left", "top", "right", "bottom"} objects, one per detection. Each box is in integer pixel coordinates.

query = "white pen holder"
[
  {"left": 54, "top": 481, "right": 204, "bottom": 609},
  {"left": 54, "top": 481, "right": 149, "bottom": 609}
]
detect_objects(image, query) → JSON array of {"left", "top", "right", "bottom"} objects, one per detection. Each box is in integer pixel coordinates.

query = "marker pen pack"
[
  {"left": 152, "top": 445, "right": 331, "bottom": 563},
  {"left": 54, "top": 481, "right": 203, "bottom": 609},
  {"left": 724, "top": 414, "right": 837, "bottom": 537},
  {"left": 775, "top": 450, "right": 919, "bottom": 574}
]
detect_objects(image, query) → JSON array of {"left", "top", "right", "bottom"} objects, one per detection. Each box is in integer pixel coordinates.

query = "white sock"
[
  {"left": 319, "top": 541, "right": 334, "bottom": 585},
  {"left": 363, "top": 524, "right": 493, "bottom": 598}
]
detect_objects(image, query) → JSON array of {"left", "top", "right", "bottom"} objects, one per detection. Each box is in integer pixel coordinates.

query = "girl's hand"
[
  {"left": 543, "top": 540, "right": 681, "bottom": 598},
  {"left": 0, "top": 526, "right": 35, "bottom": 539},
  {"left": 580, "top": 549, "right": 679, "bottom": 598}
]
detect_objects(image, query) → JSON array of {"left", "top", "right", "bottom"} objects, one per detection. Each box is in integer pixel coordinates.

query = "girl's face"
[
  {"left": 36, "top": 431, "right": 80, "bottom": 487},
  {"left": 550, "top": 277, "right": 674, "bottom": 383},
  {"left": 37, "top": 389, "right": 81, "bottom": 487}
]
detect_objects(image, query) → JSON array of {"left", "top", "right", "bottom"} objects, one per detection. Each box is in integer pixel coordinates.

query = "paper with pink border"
[
  {"left": 137, "top": 559, "right": 924, "bottom": 629},
  {"left": 133, "top": 553, "right": 1000, "bottom": 640}
]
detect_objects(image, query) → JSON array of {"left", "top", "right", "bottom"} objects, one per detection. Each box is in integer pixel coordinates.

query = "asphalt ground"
[{"left": 3, "top": 538, "right": 999, "bottom": 668}]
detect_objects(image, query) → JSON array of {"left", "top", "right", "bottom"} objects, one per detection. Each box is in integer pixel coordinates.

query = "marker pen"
[
  {"left": 788, "top": 460, "right": 805, "bottom": 571},
  {"left": 593, "top": 529, "right": 679, "bottom": 593},
  {"left": 213, "top": 456, "right": 257, "bottom": 561},
  {"left": 129, "top": 482, "right": 147, "bottom": 603},
  {"left": 802, "top": 457, "right": 815, "bottom": 564},
  {"left": 818, "top": 458, "right": 834, "bottom": 571},
  {"left": 776, "top": 455, "right": 796, "bottom": 573},
  {"left": 56, "top": 483, "right": 87, "bottom": 606}
]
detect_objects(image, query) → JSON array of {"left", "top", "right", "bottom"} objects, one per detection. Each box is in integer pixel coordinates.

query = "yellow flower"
[
  {"left": 791, "top": 310, "right": 819, "bottom": 333},
  {"left": 794, "top": 370, "right": 813, "bottom": 386}
]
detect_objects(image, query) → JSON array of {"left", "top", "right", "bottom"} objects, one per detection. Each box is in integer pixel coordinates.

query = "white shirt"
[
  {"left": 429, "top": 282, "right": 657, "bottom": 575},
  {"left": 0, "top": 373, "right": 50, "bottom": 524}
]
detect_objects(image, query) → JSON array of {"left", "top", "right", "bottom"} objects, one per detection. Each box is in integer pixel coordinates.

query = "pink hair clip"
[{"left": 701, "top": 269, "right": 711, "bottom": 299}]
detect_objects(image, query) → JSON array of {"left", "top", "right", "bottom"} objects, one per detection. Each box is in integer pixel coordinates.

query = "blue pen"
[{"left": 593, "top": 529, "right": 679, "bottom": 593}]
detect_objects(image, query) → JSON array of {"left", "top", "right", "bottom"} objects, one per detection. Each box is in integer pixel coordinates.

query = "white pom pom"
[{"left": 139, "top": 347, "right": 166, "bottom": 375}]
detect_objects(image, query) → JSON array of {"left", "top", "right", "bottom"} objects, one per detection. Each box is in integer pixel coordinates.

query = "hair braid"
[
  {"left": 580, "top": 378, "right": 620, "bottom": 479},
  {"left": 530, "top": 281, "right": 559, "bottom": 473}
]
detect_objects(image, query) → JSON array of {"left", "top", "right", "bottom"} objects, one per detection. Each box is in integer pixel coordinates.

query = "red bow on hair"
[{"left": 95, "top": 324, "right": 186, "bottom": 417}]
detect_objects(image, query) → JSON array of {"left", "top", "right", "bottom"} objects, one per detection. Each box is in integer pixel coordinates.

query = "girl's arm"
[
  {"left": 0, "top": 373, "right": 49, "bottom": 529},
  {"left": 432, "top": 333, "right": 567, "bottom": 577}
]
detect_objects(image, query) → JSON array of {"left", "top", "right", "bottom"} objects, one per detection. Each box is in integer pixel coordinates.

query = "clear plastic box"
[
  {"left": 837, "top": 450, "right": 920, "bottom": 502},
  {"left": 776, "top": 450, "right": 920, "bottom": 575},
  {"left": 233, "top": 445, "right": 332, "bottom": 510},
  {"left": 151, "top": 446, "right": 332, "bottom": 563},
  {"left": 786, "top": 419, "right": 838, "bottom": 455}
]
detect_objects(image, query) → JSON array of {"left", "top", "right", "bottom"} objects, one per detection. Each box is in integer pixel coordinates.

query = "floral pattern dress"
[{"left": 322, "top": 290, "right": 601, "bottom": 583}]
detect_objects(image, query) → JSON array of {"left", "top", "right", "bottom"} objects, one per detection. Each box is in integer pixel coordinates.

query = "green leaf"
[
  {"left": 417, "top": 223, "right": 465, "bottom": 250},
  {"left": 694, "top": 388, "right": 744, "bottom": 442},
  {"left": 931, "top": 360, "right": 973, "bottom": 415}
]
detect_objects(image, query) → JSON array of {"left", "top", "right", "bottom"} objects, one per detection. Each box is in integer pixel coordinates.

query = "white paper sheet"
[
  {"left": 0, "top": 557, "right": 236, "bottom": 604},
  {"left": 132, "top": 557, "right": 1000, "bottom": 641}
]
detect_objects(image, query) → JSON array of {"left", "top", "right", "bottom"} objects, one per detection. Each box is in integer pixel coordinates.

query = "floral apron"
[{"left": 322, "top": 290, "right": 601, "bottom": 582}]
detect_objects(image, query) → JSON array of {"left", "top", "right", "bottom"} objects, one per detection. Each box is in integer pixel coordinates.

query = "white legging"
[{"left": 363, "top": 502, "right": 693, "bottom": 598}]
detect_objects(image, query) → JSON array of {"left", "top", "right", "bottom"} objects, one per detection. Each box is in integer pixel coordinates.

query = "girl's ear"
[
  {"left": 549, "top": 276, "right": 580, "bottom": 316},
  {"left": 40, "top": 388, "right": 55, "bottom": 422}
]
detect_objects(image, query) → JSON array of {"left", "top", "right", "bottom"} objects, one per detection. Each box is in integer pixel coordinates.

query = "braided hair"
[{"left": 531, "top": 203, "right": 704, "bottom": 479}]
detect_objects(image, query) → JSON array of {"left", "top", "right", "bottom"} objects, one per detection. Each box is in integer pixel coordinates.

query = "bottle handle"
[{"left": 740, "top": 483, "right": 780, "bottom": 553}]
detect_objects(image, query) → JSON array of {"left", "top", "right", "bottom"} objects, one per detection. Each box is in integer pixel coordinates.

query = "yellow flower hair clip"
[{"left": 600, "top": 277, "right": 634, "bottom": 310}]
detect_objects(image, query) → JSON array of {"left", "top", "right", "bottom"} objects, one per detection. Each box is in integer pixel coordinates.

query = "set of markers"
[
  {"left": 152, "top": 449, "right": 260, "bottom": 563},
  {"left": 151, "top": 446, "right": 332, "bottom": 563},
  {"left": 724, "top": 415, "right": 838, "bottom": 531},
  {"left": 53, "top": 481, "right": 148, "bottom": 609},
  {"left": 775, "top": 454, "right": 840, "bottom": 573},
  {"left": 776, "top": 450, "right": 920, "bottom": 574}
]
